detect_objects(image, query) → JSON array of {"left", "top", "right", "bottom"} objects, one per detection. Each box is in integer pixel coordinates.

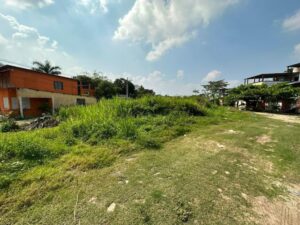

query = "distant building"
[
  {"left": 244, "top": 63, "right": 300, "bottom": 87},
  {"left": 0, "top": 65, "right": 96, "bottom": 118}
]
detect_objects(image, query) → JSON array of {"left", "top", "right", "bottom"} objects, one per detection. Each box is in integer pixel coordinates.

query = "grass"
[
  {"left": 0, "top": 96, "right": 299, "bottom": 224},
  {"left": 0, "top": 96, "right": 207, "bottom": 203}
]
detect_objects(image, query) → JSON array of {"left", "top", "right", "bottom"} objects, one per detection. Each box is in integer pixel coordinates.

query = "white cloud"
[
  {"left": 3, "top": 0, "right": 54, "bottom": 10},
  {"left": 119, "top": 70, "right": 198, "bottom": 96},
  {"left": 228, "top": 80, "right": 241, "bottom": 88},
  {"left": 282, "top": 10, "right": 300, "bottom": 31},
  {"left": 0, "top": 34, "right": 8, "bottom": 46},
  {"left": 202, "top": 70, "right": 222, "bottom": 82},
  {"left": 294, "top": 43, "right": 300, "bottom": 58},
  {"left": 114, "top": 0, "right": 240, "bottom": 61},
  {"left": 99, "top": 0, "right": 108, "bottom": 13},
  {"left": 177, "top": 70, "right": 184, "bottom": 79},
  {"left": 77, "top": 0, "right": 110, "bottom": 14},
  {"left": 0, "top": 13, "right": 78, "bottom": 76}
]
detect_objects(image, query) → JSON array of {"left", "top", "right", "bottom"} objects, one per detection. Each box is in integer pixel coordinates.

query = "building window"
[
  {"left": 11, "top": 97, "right": 19, "bottom": 110},
  {"left": 76, "top": 98, "right": 86, "bottom": 106},
  {"left": 3, "top": 97, "right": 9, "bottom": 109},
  {"left": 22, "top": 98, "right": 31, "bottom": 109},
  {"left": 54, "top": 81, "right": 64, "bottom": 90}
]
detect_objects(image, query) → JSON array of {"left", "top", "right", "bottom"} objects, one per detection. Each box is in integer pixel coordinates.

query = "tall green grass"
[
  {"left": 0, "top": 96, "right": 208, "bottom": 190},
  {"left": 59, "top": 96, "right": 207, "bottom": 143}
]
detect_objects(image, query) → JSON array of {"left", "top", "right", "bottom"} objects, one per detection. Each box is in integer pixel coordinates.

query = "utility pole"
[{"left": 126, "top": 77, "right": 129, "bottom": 99}]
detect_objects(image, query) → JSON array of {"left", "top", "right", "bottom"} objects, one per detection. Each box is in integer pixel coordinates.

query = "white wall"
[{"left": 17, "top": 88, "right": 97, "bottom": 109}]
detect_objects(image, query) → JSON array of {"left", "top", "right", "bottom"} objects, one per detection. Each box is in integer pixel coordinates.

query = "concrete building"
[
  {"left": 242, "top": 63, "right": 300, "bottom": 113},
  {"left": 0, "top": 65, "right": 97, "bottom": 118},
  {"left": 244, "top": 63, "right": 300, "bottom": 87}
]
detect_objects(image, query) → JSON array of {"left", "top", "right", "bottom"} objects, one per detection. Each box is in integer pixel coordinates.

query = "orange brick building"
[{"left": 0, "top": 65, "right": 97, "bottom": 118}]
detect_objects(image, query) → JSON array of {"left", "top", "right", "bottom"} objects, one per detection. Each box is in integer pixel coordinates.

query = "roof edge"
[{"left": 0, "top": 65, "right": 77, "bottom": 81}]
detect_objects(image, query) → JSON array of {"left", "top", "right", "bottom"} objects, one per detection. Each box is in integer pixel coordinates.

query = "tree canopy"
[
  {"left": 225, "top": 83, "right": 300, "bottom": 106},
  {"left": 136, "top": 86, "right": 155, "bottom": 97},
  {"left": 74, "top": 73, "right": 155, "bottom": 100},
  {"left": 114, "top": 78, "right": 136, "bottom": 97},
  {"left": 201, "top": 80, "right": 229, "bottom": 103}
]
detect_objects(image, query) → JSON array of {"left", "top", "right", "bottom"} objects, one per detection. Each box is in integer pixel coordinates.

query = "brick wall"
[{"left": 9, "top": 68, "right": 78, "bottom": 95}]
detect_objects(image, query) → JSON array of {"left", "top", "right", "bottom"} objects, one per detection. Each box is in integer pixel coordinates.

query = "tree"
[
  {"left": 32, "top": 60, "right": 62, "bottom": 75},
  {"left": 202, "top": 80, "right": 229, "bottom": 103},
  {"left": 74, "top": 73, "right": 155, "bottom": 100},
  {"left": 225, "top": 83, "right": 300, "bottom": 111},
  {"left": 114, "top": 78, "right": 136, "bottom": 97},
  {"left": 136, "top": 86, "right": 155, "bottom": 97},
  {"left": 95, "top": 80, "right": 116, "bottom": 99},
  {"left": 73, "top": 75, "right": 95, "bottom": 87},
  {"left": 193, "top": 90, "right": 200, "bottom": 95},
  {"left": 74, "top": 73, "right": 116, "bottom": 100}
]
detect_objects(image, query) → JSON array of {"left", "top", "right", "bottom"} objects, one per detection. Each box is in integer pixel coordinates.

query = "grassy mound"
[
  {"left": 0, "top": 97, "right": 207, "bottom": 191},
  {"left": 1, "top": 97, "right": 298, "bottom": 225}
]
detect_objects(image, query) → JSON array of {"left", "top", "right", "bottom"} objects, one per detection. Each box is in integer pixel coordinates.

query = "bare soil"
[
  {"left": 253, "top": 184, "right": 300, "bottom": 225},
  {"left": 255, "top": 112, "right": 300, "bottom": 124}
]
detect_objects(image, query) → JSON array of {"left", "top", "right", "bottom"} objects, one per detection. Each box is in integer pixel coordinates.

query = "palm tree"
[{"left": 32, "top": 60, "right": 62, "bottom": 75}]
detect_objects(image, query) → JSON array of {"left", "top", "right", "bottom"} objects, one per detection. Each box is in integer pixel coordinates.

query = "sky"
[{"left": 0, "top": 0, "right": 300, "bottom": 95}]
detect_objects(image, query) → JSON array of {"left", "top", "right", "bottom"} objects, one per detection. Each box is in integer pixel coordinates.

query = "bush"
[
  {"left": 91, "top": 122, "right": 118, "bottom": 139},
  {"left": 173, "top": 126, "right": 191, "bottom": 137},
  {"left": 1, "top": 119, "right": 19, "bottom": 132},
  {"left": 0, "top": 96, "right": 211, "bottom": 192},
  {"left": 0, "top": 133, "right": 65, "bottom": 161},
  {"left": 119, "top": 97, "right": 207, "bottom": 117},
  {"left": 57, "top": 97, "right": 207, "bottom": 146},
  {"left": 117, "top": 119, "right": 138, "bottom": 140},
  {"left": 62, "top": 147, "right": 116, "bottom": 171},
  {"left": 137, "top": 135, "right": 162, "bottom": 149},
  {"left": 0, "top": 175, "right": 12, "bottom": 189}
]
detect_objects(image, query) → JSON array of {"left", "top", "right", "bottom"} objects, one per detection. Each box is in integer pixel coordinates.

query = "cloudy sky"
[{"left": 0, "top": 0, "right": 300, "bottom": 95}]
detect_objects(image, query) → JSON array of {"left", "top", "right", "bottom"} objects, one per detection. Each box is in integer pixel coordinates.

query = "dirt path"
[
  {"left": 253, "top": 184, "right": 300, "bottom": 225},
  {"left": 255, "top": 112, "right": 300, "bottom": 124}
]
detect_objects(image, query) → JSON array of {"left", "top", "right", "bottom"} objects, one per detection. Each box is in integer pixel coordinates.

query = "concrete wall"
[{"left": 17, "top": 88, "right": 97, "bottom": 109}]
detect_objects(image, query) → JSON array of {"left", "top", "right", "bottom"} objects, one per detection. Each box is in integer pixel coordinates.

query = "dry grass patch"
[{"left": 252, "top": 183, "right": 300, "bottom": 225}]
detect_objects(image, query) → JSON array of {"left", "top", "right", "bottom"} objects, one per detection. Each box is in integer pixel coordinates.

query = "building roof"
[
  {"left": 0, "top": 64, "right": 77, "bottom": 82},
  {"left": 245, "top": 72, "right": 297, "bottom": 80},
  {"left": 288, "top": 63, "right": 300, "bottom": 68}
]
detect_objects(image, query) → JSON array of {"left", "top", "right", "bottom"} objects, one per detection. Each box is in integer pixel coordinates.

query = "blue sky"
[{"left": 0, "top": 0, "right": 300, "bottom": 95}]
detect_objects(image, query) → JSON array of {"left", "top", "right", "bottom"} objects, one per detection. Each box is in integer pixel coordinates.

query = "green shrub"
[
  {"left": 0, "top": 96, "right": 211, "bottom": 192},
  {"left": 173, "top": 126, "right": 191, "bottom": 137},
  {"left": 117, "top": 119, "right": 138, "bottom": 140},
  {"left": 65, "top": 136, "right": 77, "bottom": 146},
  {"left": 59, "top": 97, "right": 207, "bottom": 121},
  {"left": 91, "top": 122, "right": 118, "bottom": 139},
  {"left": 1, "top": 119, "right": 19, "bottom": 133},
  {"left": 41, "top": 129, "right": 60, "bottom": 140},
  {"left": 71, "top": 123, "right": 89, "bottom": 139},
  {"left": 137, "top": 135, "right": 161, "bottom": 149},
  {"left": 62, "top": 147, "right": 116, "bottom": 171},
  {"left": 0, "top": 175, "right": 12, "bottom": 189},
  {"left": 0, "top": 133, "right": 65, "bottom": 161}
]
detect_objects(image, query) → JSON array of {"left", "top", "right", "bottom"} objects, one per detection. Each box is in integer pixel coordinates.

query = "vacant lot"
[{"left": 0, "top": 98, "right": 299, "bottom": 225}]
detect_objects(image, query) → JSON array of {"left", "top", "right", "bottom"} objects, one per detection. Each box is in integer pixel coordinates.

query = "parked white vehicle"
[{"left": 235, "top": 100, "right": 246, "bottom": 110}]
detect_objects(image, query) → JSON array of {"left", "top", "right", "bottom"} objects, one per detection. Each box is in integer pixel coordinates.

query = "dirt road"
[{"left": 255, "top": 112, "right": 300, "bottom": 124}]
